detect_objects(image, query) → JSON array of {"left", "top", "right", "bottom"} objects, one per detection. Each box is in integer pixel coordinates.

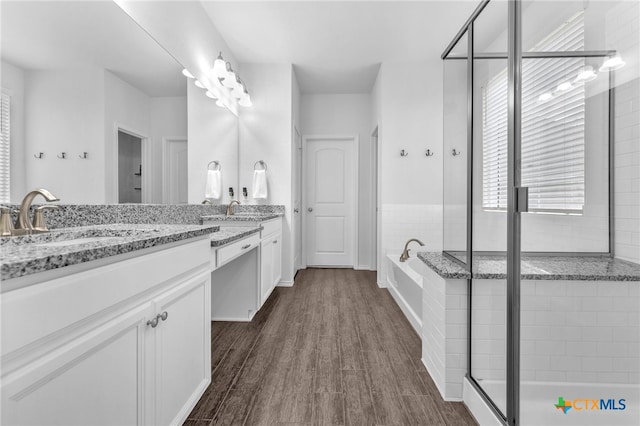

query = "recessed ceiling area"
[
  {"left": 201, "top": 1, "right": 479, "bottom": 94},
  {"left": 1, "top": 0, "right": 185, "bottom": 97}
]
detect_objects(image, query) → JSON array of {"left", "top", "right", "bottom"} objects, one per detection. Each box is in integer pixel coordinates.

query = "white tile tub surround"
[
  {"left": 421, "top": 265, "right": 468, "bottom": 401},
  {"left": 471, "top": 279, "right": 640, "bottom": 385},
  {"left": 380, "top": 203, "right": 443, "bottom": 287}
]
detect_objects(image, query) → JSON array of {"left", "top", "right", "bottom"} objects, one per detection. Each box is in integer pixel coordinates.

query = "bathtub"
[
  {"left": 386, "top": 253, "right": 428, "bottom": 335},
  {"left": 465, "top": 378, "right": 640, "bottom": 426}
]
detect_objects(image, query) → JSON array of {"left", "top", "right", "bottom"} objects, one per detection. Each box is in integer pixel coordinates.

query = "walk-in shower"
[{"left": 442, "top": 1, "right": 639, "bottom": 425}]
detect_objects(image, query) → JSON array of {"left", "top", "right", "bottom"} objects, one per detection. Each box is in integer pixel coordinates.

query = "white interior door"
[
  {"left": 304, "top": 136, "right": 356, "bottom": 267},
  {"left": 293, "top": 128, "right": 302, "bottom": 272},
  {"left": 164, "top": 139, "right": 188, "bottom": 204}
]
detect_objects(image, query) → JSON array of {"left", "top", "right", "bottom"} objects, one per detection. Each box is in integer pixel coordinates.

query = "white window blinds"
[
  {"left": 0, "top": 93, "right": 10, "bottom": 204},
  {"left": 482, "top": 12, "right": 585, "bottom": 213}
]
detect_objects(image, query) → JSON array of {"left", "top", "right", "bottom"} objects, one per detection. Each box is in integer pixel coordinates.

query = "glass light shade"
[
  {"left": 182, "top": 69, "right": 195, "bottom": 79},
  {"left": 599, "top": 55, "right": 626, "bottom": 72},
  {"left": 239, "top": 94, "right": 252, "bottom": 107},
  {"left": 212, "top": 53, "right": 226, "bottom": 78},
  {"left": 537, "top": 92, "right": 554, "bottom": 103},
  {"left": 194, "top": 80, "right": 206, "bottom": 89},
  {"left": 573, "top": 66, "right": 597, "bottom": 84},
  {"left": 554, "top": 81, "right": 573, "bottom": 93},
  {"left": 221, "top": 63, "right": 237, "bottom": 89},
  {"left": 205, "top": 91, "right": 217, "bottom": 99},
  {"left": 215, "top": 99, "right": 225, "bottom": 108}
]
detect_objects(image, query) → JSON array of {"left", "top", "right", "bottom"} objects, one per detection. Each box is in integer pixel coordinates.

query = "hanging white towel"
[
  {"left": 205, "top": 169, "right": 222, "bottom": 199},
  {"left": 252, "top": 169, "right": 268, "bottom": 199}
]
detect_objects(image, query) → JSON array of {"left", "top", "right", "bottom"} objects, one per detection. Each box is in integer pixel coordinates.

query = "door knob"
[
  {"left": 294, "top": 208, "right": 299, "bottom": 213},
  {"left": 307, "top": 207, "right": 313, "bottom": 212}
]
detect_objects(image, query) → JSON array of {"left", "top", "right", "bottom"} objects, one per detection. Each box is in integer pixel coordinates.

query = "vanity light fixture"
[
  {"left": 554, "top": 81, "right": 573, "bottom": 94},
  {"left": 599, "top": 55, "right": 625, "bottom": 72},
  {"left": 573, "top": 65, "right": 598, "bottom": 84},
  {"left": 182, "top": 69, "right": 195, "bottom": 79},
  {"left": 537, "top": 92, "right": 554, "bottom": 103},
  {"left": 194, "top": 80, "right": 206, "bottom": 89},
  {"left": 205, "top": 91, "right": 217, "bottom": 99}
]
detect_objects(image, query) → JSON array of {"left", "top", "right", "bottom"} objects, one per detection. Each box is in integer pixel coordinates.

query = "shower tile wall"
[
  {"left": 610, "top": 0, "right": 640, "bottom": 264},
  {"left": 472, "top": 279, "right": 640, "bottom": 385}
]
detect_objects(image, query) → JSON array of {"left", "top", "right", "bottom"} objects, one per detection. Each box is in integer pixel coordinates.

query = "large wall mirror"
[{"left": 1, "top": 0, "right": 238, "bottom": 205}]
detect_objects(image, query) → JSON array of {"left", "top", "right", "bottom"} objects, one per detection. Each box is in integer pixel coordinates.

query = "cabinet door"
[
  {"left": 260, "top": 236, "right": 274, "bottom": 305},
  {"left": 151, "top": 270, "right": 211, "bottom": 426},
  {"left": 1, "top": 302, "right": 152, "bottom": 426},
  {"left": 272, "top": 233, "right": 282, "bottom": 289}
]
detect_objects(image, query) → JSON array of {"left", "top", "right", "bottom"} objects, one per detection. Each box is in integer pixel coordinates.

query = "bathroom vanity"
[{"left": 0, "top": 225, "right": 216, "bottom": 426}]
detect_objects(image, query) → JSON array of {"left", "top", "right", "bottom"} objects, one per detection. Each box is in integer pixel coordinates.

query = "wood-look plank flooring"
[{"left": 184, "top": 268, "right": 477, "bottom": 426}]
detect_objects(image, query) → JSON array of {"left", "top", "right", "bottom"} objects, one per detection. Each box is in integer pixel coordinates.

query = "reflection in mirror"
[{"left": 1, "top": 0, "right": 238, "bottom": 205}]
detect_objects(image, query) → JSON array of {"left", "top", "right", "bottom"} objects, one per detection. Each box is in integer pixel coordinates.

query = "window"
[
  {"left": 482, "top": 12, "right": 585, "bottom": 213},
  {"left": 0, "top": 92, "right": 10, "bottom": 203}
]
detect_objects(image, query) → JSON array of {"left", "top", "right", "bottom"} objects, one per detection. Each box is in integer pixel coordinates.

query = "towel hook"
[
  {"left": 452, "top": 149, "right": 461, "bottom": 156},
  {"left": 400, "top": 149, "right": 408, "bottom": 157},
  {"left": 254, "top": 160, "right": 267, "bottom": 171},
  {"left": 57, "top": 152, "right": 66, "bottom": 159},
  {"left": 79, "top": 152, "right": 88, "bottom": 159},
  {"left": 34, "top": 152, "right": 44, "bottom": 159},
  {"left": 425, "top": 149, "right": 434, "bottom": 157},
  {"left": 207, "top": 160, "right": 221, "bottom": 171}
]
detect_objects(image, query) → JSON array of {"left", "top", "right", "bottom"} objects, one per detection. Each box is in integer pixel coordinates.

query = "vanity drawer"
[
  {"left": 216, "top": 234, "right": 260, "bottom": 268},
  {"left": 261, "top": 218, "right": 282, "bottom": 238}
]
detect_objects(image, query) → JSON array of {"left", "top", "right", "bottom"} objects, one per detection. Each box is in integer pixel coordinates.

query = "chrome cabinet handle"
[
  {"left": 273, "top": 240, "right": 278, "bottom": 244},
  {"left": 307, "top": 207, "right": 313, "bottom": 212},
  {"left": 158, "top": 311, "right": 168, "bottom": 321},
  {"left": 147, "top": 317, "right": 159, "bottom": 328},
  {"left": 294, "top": 208, "right": 299, "bottom": 213},
  {"left": 241, "top": 244, "right": 251, "bottom": 250}
]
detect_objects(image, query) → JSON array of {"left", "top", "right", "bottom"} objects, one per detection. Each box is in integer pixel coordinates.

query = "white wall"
[
  {"left": 150, "top": 96, "right": 187, "bottom": 203},
  {"left": 187, "top": 82, "right": 238, "bottom": 205},
  {"left": 25, "top": 68, "right": 105, "bottom": 204},
  {"left": 372, "top": 61, "right": 445, "bottom": 286},
  {"left": 300, "top": 94, "right": 373, "bottom": 268},
  {"left": 1, "top": 60, "right": 26, "bottom": 202},
  {"left": 238, "top": 63, "right": 294, "bottom": 284},
  {"left": 104, "top": 70, "right": 151, "bottom": 203}
]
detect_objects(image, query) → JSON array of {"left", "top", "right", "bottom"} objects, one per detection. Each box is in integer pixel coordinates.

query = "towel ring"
[
  {"left": 254, "top": 160, "right": 267, "bottom": 171},
  {"left": 207, "top": 160, "right": 221, "bottom": 171}
]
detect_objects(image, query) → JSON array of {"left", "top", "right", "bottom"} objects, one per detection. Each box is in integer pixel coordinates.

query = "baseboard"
[
  {"left": 277, "top": 280, "right": 294, "bottom": 287},
  {"left": 421, "top": 357, "right": 447, "bottom": 401},
  {"left": 354, "top": 264, "right": 370, "bottom": 270}
]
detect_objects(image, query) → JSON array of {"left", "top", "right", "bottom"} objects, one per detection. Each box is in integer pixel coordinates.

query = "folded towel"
[
  {"left": 252, "top": 169, "right": 268, "bottom": 199},
  {"left": 205, "top": 169, "right": 222, "bottom": 199}
]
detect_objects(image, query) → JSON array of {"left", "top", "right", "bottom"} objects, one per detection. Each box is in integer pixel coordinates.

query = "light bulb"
[
  {"left": 573, "top": 66, "right": 597, "bottom": 84},
  {"left": 239, "top": 93, "right": 252, "bottom": 107},
  {"left": 212, "top": 52, "right": 226, "bottom": 79},
  {"left": 195, "top": 80, "right": 206, "bottom": 89},
  {"left": 182, "top": 69, "right": 195, "bottom": 79},
  {"left": 599, "top": 55, "right": 625, "bottom": 72},
  {"left": 537, "top": 92, "right": 554, "bottom": 103}
]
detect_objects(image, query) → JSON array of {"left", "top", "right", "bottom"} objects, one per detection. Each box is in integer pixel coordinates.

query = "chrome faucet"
[
  {"left": 14, "top": 188, "right": 59, "bottom": 234},
  {"left": 399, "top": 238, "right": 425, "bottom": 262},
  {"left": 226, "top": 200, "right": 240, "bottom": 216}
]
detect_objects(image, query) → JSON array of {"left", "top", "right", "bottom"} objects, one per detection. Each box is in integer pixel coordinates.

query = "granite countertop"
[
  {"left": 210, "top": 226, "right": 261, "bottom": 247},
  {"left": 201, "top": 213, "right": 283, "bottom": 222},
  {"left": 417, "top": 252, "right": 640, "bottom": 281},
  {"left": 0, "top": 224, "right": 218, "bottom": 281}
]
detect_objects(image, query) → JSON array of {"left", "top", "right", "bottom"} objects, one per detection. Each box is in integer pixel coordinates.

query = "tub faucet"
[
  {"left": 226, "top": 200, "right": 240, "bottom": 216},
  {"left": 400, "top": 238, "right": 425, "bottom": 262},
  {"left": 14, "top": 188, "right": 59, "bottom": 234}
]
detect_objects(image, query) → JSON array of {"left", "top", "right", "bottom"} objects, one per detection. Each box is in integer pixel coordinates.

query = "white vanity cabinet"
[
  {"left": 1, "top": 238, "right": 211, "bottom": 426},
  {"left": 259, "top": 219, "right": 282, "bottom": 304}
]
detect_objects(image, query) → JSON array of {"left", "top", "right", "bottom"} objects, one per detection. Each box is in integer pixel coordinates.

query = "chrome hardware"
[
  {"left": 400, "top": 238, "right": 425, "bottom": 262},
  {"left": 32, "top": 205, "right": 59, "bottom": 232},
  {"left": 307, "top": 207, "right": 313, "bottom": 212},
  {"left": 0, "top": 207, "right": 14, "bottom": 236},
  {"left": 294, "top": 208, "right": 299, "bottom": 213},
  {"left": 273, "top": 240, "right": 278, "bottom": 244},
  {"left": 400, "top": 149, "right": 408, "bottom": 157},
  {"left": 57, "top": 152, "right": 66, "bottom": 159},
  {"left": 14, "top": 189, "right": 60, "bottom": 235},
  {"left": 33, "top": 152, "right": 44, "bottom": 159},
  {"left": 452, "top": 149, "right": 461, "bottom": 156},
  {"left": 158, "top": 311, "right": 168, "bottom": 321},
  {"left": 79, "top": 152, "right": 88, "bottom": 159},
  {"left": 147, "top": 317, "right": 159, "bottom": 328},
  {"left": 425, "top": 149, "right": 434, "bottom": 157},
  {"left": 241, "top": 244, "right": 251, "bottom": 250},
  {"left": 226, "top": 200, "right": 240, "bottom": 216}
]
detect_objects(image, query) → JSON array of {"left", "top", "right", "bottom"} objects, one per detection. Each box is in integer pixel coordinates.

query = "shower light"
[
  {"left": 599, "top": 55, "right": 625, "bottom": 72},
  {"left": 194, "top": 80, "right": 206, "bottom": 89},
  {"left": 537, "top": 92, "right": 554, "bottom": 103},
  {"left": 573, "top": 66, "right": 597, "bottom": 84},
  {"left": 182, "top": 69, "right": 195, "bottom": 79}
]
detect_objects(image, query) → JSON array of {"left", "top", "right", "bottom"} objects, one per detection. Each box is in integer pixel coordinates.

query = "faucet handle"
[
  {"left": 0, "top": 207, "right": 14, "bottom": 236},
  {"left": 32, "top": 205, "right": 59, "bottom": 232}
]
